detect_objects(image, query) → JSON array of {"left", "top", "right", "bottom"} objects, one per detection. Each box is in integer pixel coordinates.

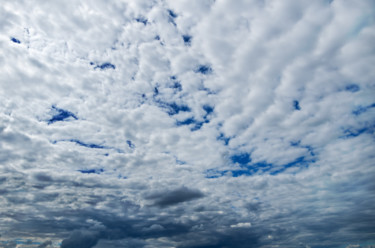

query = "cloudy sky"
[{"left": 1, "top": 0, "right": 375, "bottom": 247}]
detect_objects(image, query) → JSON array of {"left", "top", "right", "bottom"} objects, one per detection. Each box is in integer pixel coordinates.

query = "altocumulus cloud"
[
  {"left": 1, "top": 0, "right": 375, "bottom": 247},
  {"left": 145, "top": 186, "right": 205, "bottom": 208}
]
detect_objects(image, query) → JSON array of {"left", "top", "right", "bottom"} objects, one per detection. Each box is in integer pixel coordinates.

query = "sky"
[{"left": 0, "top": 0, "right": 375, "bottom": 247}]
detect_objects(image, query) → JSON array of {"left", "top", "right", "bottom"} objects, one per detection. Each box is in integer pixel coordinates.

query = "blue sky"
[{"left": 0, "top": 0, "right": 375, "bottom": 247}]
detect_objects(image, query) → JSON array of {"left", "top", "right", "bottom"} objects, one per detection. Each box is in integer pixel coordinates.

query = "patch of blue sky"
[
  {"left": 202, "top": 105, "right": 214, "bottom": 123},
  {"left": 156, "top": 100, "right": 191, "bottom": 116},
  {"left": 94, "top": 62, "right": 116, "bottom": 70},
  {"left": 54, "top": 140, "right": 124, "bottom": 153},
  {"left": 48, "top": 106, "right": 77, "bottom": 124},
  {"left": 167, "top": 9, "right": 177, "bottom": 26},
  {"left": 182, "top": 35, "right": 192, "bottom": 45},
  {"left": 237, "top": 162, "right": 273, "bottom": 175},
  {"left": 205, "top": 169, "right": 228, "bottom": 179},
  {"left": 191, "top": 123, "right": 204, "bottom": 131},
  {"left": 135, "top": 17, "right": 148, "bottom": 25},
  {"left": 195, "top": 65, "right": 212, "bottom": 75},
  {"left": 230, "top": 153, "right": 251, "bottom": 166},
  {"left": 231, "top": 169, "right": 256, "bottom": 177},
  {"left": 176, "top": 159, "right": 186, "bottom": 165},
  {"left": 304, "top": 145, "right": 316, "bottom": 157},
  {"left": 217, "top": 133, "right": 230, "bottom": 145},
  {"left": 78, "top": 168, "right": 104, "bottom": 174},
  {"left": 290, "top": 140, "right": 301, "bottom": 147},
  {"left": 290, "top": 141, "right": 316, "bottom": 157},
  {"left": 352, "top": 103, "right": 375, "bottom": 116},
  {"left": 205, "top": 166, "right": 259, "bottom": 179},
  {"left": 167, "top": 103, "right": 190, "bottom": 115},
  {"left": 203, "top": 105, "right": 214, "bottom": 115},
  {"left": 345, "top": 84, "right": 360, "bottom": 92},
  {"left": 154, "top": 86, "right": 159, "bottom": 96},
  {"left": 118, "top": 174, "right": 127, "bottom": 179},
  {"left": 176, "top": 118, "right": 204, "bottom": 131},
  {"left": 206, "top": 155, "right": 314, "bottom": 178},
  {"left": 270, "top": 156, "right": 310, "bottom": 175},
  {"left": 10, "top": 37, "right": 21, "bottom": 44},
  {"left": 177, "top": 118, "right": 195, "bottom": 126},
  {"left": 167, "top": 9, "right": 177, "bottom": 18},
  {"left": 69, "top": 139, "right": 107, "bottom": 149},
  {"left": 172, "top": 154, "right": 187, "bottom": 165},
  {"left": 164, "top": 76, "right": 183, "bottom": 92},
  {"left": 293, "top": 100, "right": 301, "bottom": 110},
  {"left": 341, "top": 126, "right": 374, "bottom": 138},
  {"left": 126, "top": 140, "right": 135, "bottom": 149},
  {"left": 171, "top": 81, "right": 182, "bottom": 91},
  {"left": 173, "top": 82, "right": 182, "bottom": 91},
  {"left": 201, "top": 87, "right": 216, "bottom": 95}
]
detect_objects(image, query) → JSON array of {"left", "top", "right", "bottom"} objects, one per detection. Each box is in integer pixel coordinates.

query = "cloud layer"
[{"left": 1, "top": 0, "right": 375, "bottom": 247}]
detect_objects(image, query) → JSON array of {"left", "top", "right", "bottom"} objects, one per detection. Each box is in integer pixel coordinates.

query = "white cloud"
[{"left": 230, "top": 222, "right": 251, "bottom": 228}]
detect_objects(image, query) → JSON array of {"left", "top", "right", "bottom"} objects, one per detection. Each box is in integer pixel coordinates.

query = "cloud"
[
  {"left": 37, "top": 240, "right": 52, "bottom": 248},
  {"left": 0, "top": 0, "right": 374, "bottom": 247},
  {"left": 145, "top": 186, "right": 205, "bottom": 207},
  {"left": 230, "top": 222, "right": 251, "bottom": 228},
  {"left": 61, "top": 231, "right": 99, "bottom": 248}
]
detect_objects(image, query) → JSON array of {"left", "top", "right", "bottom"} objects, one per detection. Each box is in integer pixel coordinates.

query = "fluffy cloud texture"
[{"left": 1, "top": 0, "right": 375, "bottom": 247}]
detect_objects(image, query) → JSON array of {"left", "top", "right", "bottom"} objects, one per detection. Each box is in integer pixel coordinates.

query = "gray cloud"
[
  {"left": 60, "top": 231, "right": 99, "bottom": 248},
  {"left": 37, "top": 240, "right": 52, "bottom": 248},
  {"left": 146, "top": 187, "right": 205, "bottom": 207}
]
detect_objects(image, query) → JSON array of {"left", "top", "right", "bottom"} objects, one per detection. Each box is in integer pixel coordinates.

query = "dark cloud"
[
  {"left": 33, "top": 172, "right": 53, "bottom": 182},
  {"left": 32, "top": 192, "right": 59, "bottom": 202},
  {"left": 245, "top": 201, "right": 262, "bottom": 213},
  {"left": 2, "top": 241, "right": 17, "bottom": 248},
  {"left": 146, "top": 187, "right": 205, "bottom": 207},
  {"left": 0, "top": 176, "right": 7, "bottom": 184},
  {"left": 60, "top": 231, "right": 99, "bottom": 248},
  {"left": 37, "top": 240, "right": 52, "bottom": 248},
  {"left": 93, "top": 238, "right": 147, "bottom": 248},
  {"left": 176, "top": 230, "right": 260, "bottom": 248}
]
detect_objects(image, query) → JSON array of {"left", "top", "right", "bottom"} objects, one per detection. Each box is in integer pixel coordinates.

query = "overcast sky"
[{"left": 1, "top": 0, "right": 375, "bottom": 247}]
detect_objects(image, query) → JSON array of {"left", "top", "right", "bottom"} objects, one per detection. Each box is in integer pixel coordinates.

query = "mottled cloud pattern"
[{"left": 0, "top": 0, "right": 375, "bottom": 247}]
